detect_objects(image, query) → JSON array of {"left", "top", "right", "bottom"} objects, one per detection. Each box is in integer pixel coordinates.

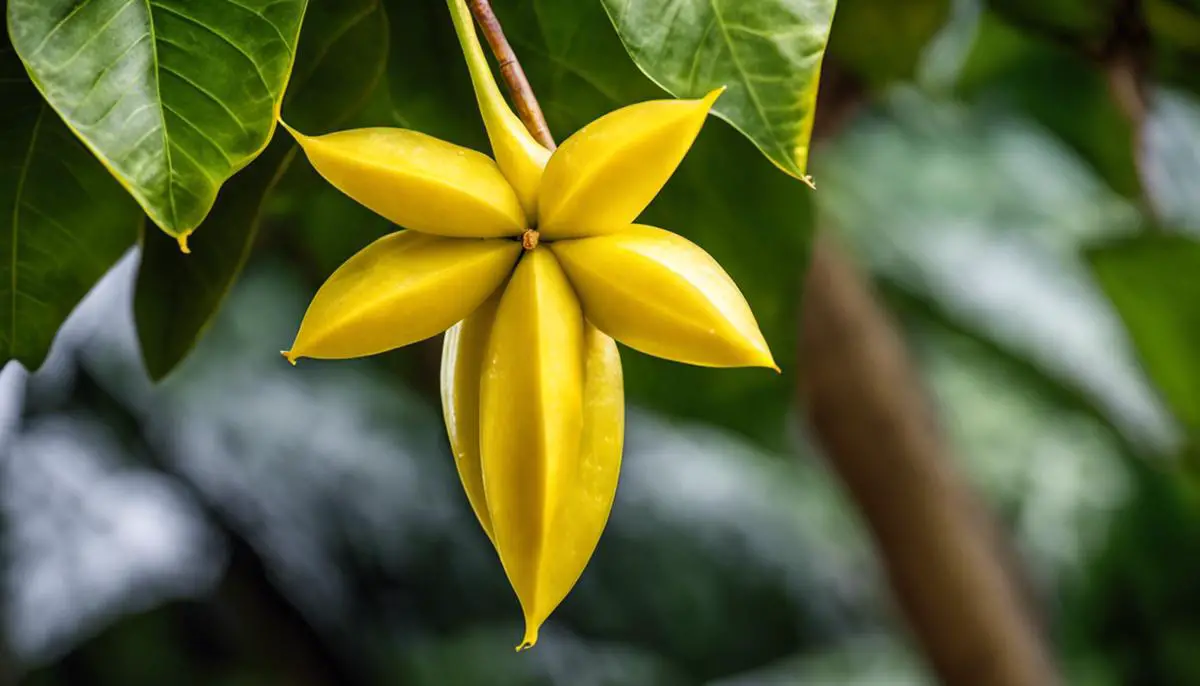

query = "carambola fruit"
[{"left": 281, "top": 0, "right": 776, "bottom": 649}]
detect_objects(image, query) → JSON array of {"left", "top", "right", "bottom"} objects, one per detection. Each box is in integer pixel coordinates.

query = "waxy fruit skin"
[
  {"left": 532, "top": 323, "right": 623, "bottom": 636},
  {"left": 441, "top": 293, "right": 502, "bottom": 544},
  {"left": 284, "top": 0, "right": 774, "bottom": 649},
  {"left": 286, "top": 126, "right": 527, "bottom": 238},
  {"left": 480, "top": 249, "right": 585, "bottom": 649},
  {"left": 284, "top": 231, "right": 520, "bottom": 363},
  {"left": 537, "top": 89, "right": 723, "bottom": 239},
  {"left": 551, "top": 225, "right": 777, "bottom": 370}
]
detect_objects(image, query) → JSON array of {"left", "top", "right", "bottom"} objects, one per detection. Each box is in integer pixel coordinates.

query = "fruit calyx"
[{"left": 522, "top": 229, "right": 540, "bottom": 250}]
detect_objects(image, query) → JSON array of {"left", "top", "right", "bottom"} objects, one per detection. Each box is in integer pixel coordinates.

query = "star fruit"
[{"left": 281, "top": 0, "right": 777, "bottom": 650}]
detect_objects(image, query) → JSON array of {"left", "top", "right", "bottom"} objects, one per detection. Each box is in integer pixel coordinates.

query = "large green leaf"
[
  {"left": 0, "top": 41, "right": 141, "bottom": 371},
  {"left": 133, "top": 0, "right": 388, "bottom": 381},
  {"left": 1088, "top": 234, "right": 1200, "bottom": 436},
  {"left": 601, "top": 0, "right": 836, "bottom": 183},
  {"left": 382, "top": 0, "right": 811, "bottom": 446},
  {"left": 7, "top": 0, "right": 307, "bottom": 241}
]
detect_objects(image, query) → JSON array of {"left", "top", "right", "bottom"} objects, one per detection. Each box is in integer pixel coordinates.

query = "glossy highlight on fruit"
[{"left": 281, "top": 0, "right": 776, "bottom": 650}]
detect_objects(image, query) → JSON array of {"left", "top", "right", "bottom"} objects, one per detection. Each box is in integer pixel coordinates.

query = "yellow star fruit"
[{"left": 281, "top": 0, "right": 776, "bottom": 650}]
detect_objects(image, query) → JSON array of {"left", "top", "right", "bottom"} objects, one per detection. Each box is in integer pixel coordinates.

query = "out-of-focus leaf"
[
  {"left": 957, "top": 12, "right": 1139, "bottom": 197},
  {"left": 880, "top": 278, "right": 1140, "bottom": 459},
  {"left": 380, "top": 0, "right": 812, "bottom": 447},
  {"left": 8, "top": 0, "right": 307, "bottom": 239},
  {"left": 1148, "top": 0, "right": 1200, "bottom": 52},
  {"left": 134, "top": 0, "right": 389, "bottom": 381},
  {"left": 984, "top": 0, "right": 1117, "bottom": 48},
  {"left": 1088, "top": 233, "right": 1200, "bottom": 436},
  {"left": 601, "top": 0, "right": 836, "bottom": 182},
  {"left": 387, "top": 0, "right": 488, "bottom": 152},
  {"left": 281, "top": 0, "right": 390, "bottom": 136},
  {"left": 0, "top": 42, "right": 140, "bottom": 371},
  {"left": 827, "top": 0, "right": 951, "bottom": 87},
  {"left": 818, "top": 89, "right": 1175, "bottom": 452}
]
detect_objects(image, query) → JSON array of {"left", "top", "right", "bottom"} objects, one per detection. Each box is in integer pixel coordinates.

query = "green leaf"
[
  {"left": 383, "top": 0, "right": 812, "bottom": 447},
  {"left": 0, "top": 42, "right": 141, "bottom": 371},
  {"left": 1088, "top": 234, "right": 1200, "bottom": 436},
  {"left": 133, "top": 0, "right": 389, "bottom": 381},
  {"left": 826, "top": 0, "right": 951, "bottom": 87},
  {"left": 7, "top": 0, "right": 307, "bottom": 241},
  {"left": 600, "top": 0, "right": 836, "bottom": 183}
]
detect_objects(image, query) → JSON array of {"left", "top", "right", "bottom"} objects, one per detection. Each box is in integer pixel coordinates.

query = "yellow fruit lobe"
[
  {"left": 285, "top": 231, "right": 520, "bottom": 362},
  {"left": 532, "top": 324, "right": 623, "bottom": 633},
  {"left": 537, "top": 89, "right": 723, "bottom": 239},
  {"left": 285, "top": 124, "right": 526, "bottom": 238},
  {"left": 446, "top": 0, "right": 550, "bottom": 221},
  {"left": 550, "top": 224, "right": 776, "bottom": 370},
  {"left": 441, "top": 293, "right": 502, "bottom": 544},
  {"left": 479, "top": 248, "right": 584, "bottom": 650}
]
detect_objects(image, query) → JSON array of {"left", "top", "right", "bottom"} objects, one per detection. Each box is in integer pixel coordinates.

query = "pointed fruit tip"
[
  {"left": 176, "top": 232, "right": 191, "bottom": 254},
  {"left": 515, "top": 624, "right": 539, "bottom": 652},
  {"left": 703, "top": 86, "right": 727, "bottom": 107}
]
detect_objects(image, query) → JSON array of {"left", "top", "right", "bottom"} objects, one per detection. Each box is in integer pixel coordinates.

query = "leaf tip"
[
  {"left": 281, "top": 350, "right": 299, "bottom": 366},
  {"left": 176, "top": 232, "right": 192, "bottom": 254}
]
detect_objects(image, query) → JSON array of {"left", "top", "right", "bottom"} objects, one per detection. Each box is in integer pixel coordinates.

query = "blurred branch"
[
  {"left": 798, "top": 66, "right": 1061, "bottom": 686},
  {"left": 1104, "top": 0, "right": 1161, "bottom": 226}
]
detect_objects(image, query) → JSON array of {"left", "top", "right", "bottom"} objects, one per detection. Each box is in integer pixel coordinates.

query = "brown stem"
[{"left": 465, "top": 0, "right": 556, "bottom": 149}]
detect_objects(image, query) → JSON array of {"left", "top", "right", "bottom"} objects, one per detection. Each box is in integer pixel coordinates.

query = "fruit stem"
[{"left": 465, "top": 0, "right": 557, "bottom": 150}]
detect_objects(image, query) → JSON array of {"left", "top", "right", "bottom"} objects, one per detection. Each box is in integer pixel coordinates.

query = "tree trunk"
[{"left": 798, "top": 237, "right": 1061, "bottom": 686}]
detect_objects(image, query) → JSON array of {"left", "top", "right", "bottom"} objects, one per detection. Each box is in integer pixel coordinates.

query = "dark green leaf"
[
  {"left": 0, "top": 42, "right": 141, "bottom": 371},
  {"left": 984, "top": 0, "right": 1118, "bottom": 48},
  {"left": 827, "top": 0, "right": 951, "bottom": 87},
  {"left": 134, "top": 0, "right": 388, "bottom": 381},
  {"left": 1088, "top": 234, "right": 1200, "bottom": 435},
  {"left": 384, "top": 0, "right": 812, "bottom": 446},
  {"left": 8, "top": 0, "right": 307, "bottom": 240},
  {"left": 601, "top": 0, "right": 836, "bottom": 182},
  {"left": 1149, "top": 0, "right": 1200, "bottom": 94}
]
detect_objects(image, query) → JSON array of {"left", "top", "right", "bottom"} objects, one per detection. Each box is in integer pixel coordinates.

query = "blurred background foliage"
[{"left": 2, "top": 0, "right": 1200, "bottom": 683}]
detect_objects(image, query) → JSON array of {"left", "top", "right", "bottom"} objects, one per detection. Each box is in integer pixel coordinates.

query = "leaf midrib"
[{"left": 145, "top": 0, "right": 179, "bottom": 229}]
